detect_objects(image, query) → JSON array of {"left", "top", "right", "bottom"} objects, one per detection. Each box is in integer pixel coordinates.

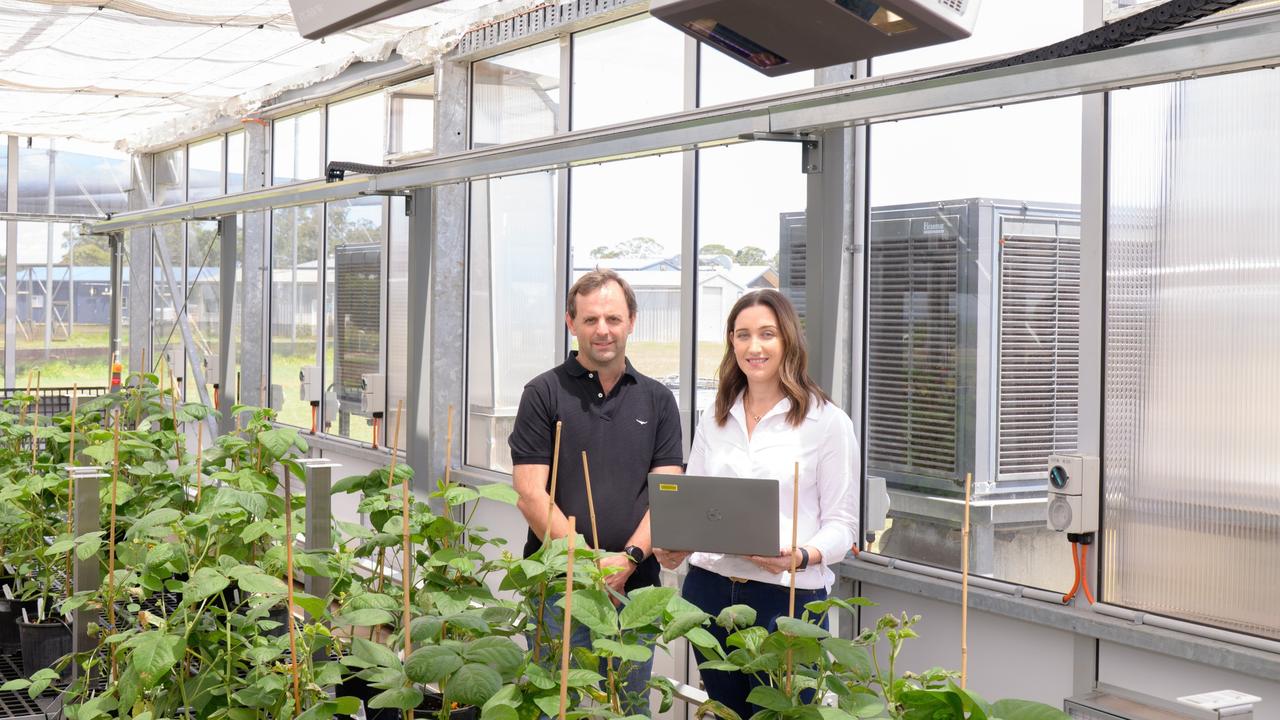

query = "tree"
[
  {"left": 59, "top": 232, "right": 112, "bottom": 266},
  {"left": 734, "top": 246, "right": 768, "bottom": 266},
  {"left": 589, "top": 236, "right": 665, "bottom": 260},
  {"left": 699, "top": 243, "right": 734, "bottom": 257}
]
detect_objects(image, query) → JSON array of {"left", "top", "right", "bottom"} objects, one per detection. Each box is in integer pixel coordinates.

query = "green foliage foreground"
[{"left": 0, "top": 376, "right": 1070, "bottom": 720}]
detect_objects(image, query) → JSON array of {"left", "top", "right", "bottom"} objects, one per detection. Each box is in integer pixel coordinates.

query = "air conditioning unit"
[
  {"left": 287, "top": 0, "right": 447, "bottom": 39},
  {"left": 651, "top": 0, "right": 982, "bottom": 77},
  {"left": 865, "top": 199, "right": 1081, "bottom": 500}
]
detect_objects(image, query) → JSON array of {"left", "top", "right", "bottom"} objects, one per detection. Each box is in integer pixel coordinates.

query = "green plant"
[{"left": 693, "top": 605, "right": 1071, "bottom": 720}]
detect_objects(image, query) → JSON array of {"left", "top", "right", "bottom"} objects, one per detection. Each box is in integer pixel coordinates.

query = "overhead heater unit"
[
  {"left": 651, "top": 0, "right": 982, "bottom": 76},
  {"left": 287, "top": 0, "right": 447, "bottom": 39}
]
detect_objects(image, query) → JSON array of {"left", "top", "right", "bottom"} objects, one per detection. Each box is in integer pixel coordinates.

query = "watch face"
[{"left": 626, "top": 546, "right": 644, "bottom": 564}]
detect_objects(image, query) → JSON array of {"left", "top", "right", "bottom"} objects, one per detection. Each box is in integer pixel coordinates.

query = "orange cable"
[
  {"left": 310, "top": 404, "right": 317, "bottom": 434},
  {"left": 1062, "top": 542, "right": 1081, "bottom": 604},
  {"left": 1080, "top": 543, "right": 1096, "bottom": 605}
]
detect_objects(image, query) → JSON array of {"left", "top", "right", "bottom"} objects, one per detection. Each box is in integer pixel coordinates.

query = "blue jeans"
[
  {"left": 529, "top": 593, "right": 656, "bottom": 717},
  {"left": 681, "top": 565, "right": 828, "bottom": 719}
]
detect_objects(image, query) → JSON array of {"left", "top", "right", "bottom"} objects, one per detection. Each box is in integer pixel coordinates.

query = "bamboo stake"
[
  {"left": 580, "top": 452, "right": 619, "bottom": 713},
  {"left": 30, "top": 372, "right": 41, "bottom": 468},
  {"left": 374, "top": 401, "right": 406, "bottom": 596},
  {"left": 20, "top": 370, "right": 32, "bottom": 425},
  {"left": 960, "top": 472, "right": 972, "bottom": 690},
  {"left": 580, "top": 453, "right": 602, "bottom": 552},
  {"left": 65, "top": 388, "right": 78, "bottom": 599},
  {"left": 533, "top": 421, "right": 563, "bottom": 663},
  {"left": 558, "top": 517, "right": 577, "bottom": 720},
  {"left": 786, "top": 461, "right": 800, "bottom": 696},
  {"left": 393, "top": 400, "right": 413, "bottom": 720},
  {"left": 443, "top": 405, "right": 454, "bottom": 489},
  {"left": 107, "top": 410, "right": 122, "bottom": 680},
  {"left": 283, "top": 464, "right": 302, "bottom": 717}
]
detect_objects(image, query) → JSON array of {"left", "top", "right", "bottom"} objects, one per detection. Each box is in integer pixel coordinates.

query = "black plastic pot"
[
  {"left": 18, "top": 620, "right": 71, "bottom": 678},
  {"left": 0, "top": 597, "right": 37, "bottom": 653}
]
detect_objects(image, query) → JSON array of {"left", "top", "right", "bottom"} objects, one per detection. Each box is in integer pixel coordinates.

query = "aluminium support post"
[
  {"left": 5, "top": 135, "right": 17, "bottom": 388},
  {"left": 300, "top": 459, "right": 340, "bottom": 607},
  {"left": 405, "top": 187, "right": 433, "bottom": 489},
  {"left": 217, "top": 215, "right": 237, "bottom": 436},
  {"left": 240, "top": 120, "right": 269, "bottom": 415},
  {"left": 70, "top": 470, "right": 104, "bottom": 674},
  {"left": 108, "top": 232, "right": 124, "bottom": 377}
]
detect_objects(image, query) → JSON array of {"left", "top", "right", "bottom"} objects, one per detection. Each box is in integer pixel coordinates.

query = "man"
[{"left": 509, "top": 269, "right": 683, "bottom": 716}]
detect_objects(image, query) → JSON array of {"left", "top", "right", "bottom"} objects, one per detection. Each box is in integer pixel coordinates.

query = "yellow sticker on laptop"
[{"left": 657, "top": 483, "right": 679, "bottom": 492}]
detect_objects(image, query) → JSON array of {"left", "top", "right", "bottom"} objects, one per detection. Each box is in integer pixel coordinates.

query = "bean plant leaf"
[
  {"left": 462, "top": 637, "right": 524, "bottom": 677},
  {"left": 746, "top": 686, "right": 793, "bottom": 712},
  {"left": 405, "top": 646, "right": 464, "bottom": 684},
  {"left": 559, "top": 588, "right": 617, "bottom": 636},
  {"left": 775, "top": 616, "right": 830, "bottom": 639},
  {"left": 352, "top": 637, "right": 402, "bottom": 670},
  {"left": 662, "top": 610, "right": 710, "bottom": 642},
  {"left": 821, "top": 637, "right": 873, "bottom": 676},
  {"left": 592, "top": 638, "right": 652, "bottom": 663},
  {"left": 122, "top": 631, "right": 181, "bottom": 686},
  {"left": 125, "top": 508, "right": 182, "bottom": 539},
  {"left": 257, "top": 427, "right": 306, "bottom": 460},
  {"left": 481, "top": 706, "right": 519, "bottom": 720},
  {"left": 368, "top": 686, "right": 423, "bottom": 710},
  {"left": 447, "top": 663, "right": 503, "bottom": 707},
  {"left": 901, "top": 690, "right": 965, "bottom": 720},
  {"left": 337, "top": 608, "right": 395, "bottom": 627},
  {"left": 990, "top": 699, "right": 1071, "bottom": 720},
  {"left": 184, "top": 567, "right": 229, "bottom": 602},
  {"left": 443, "top": 485, "right": 480, "bottom": 507},
  {"left": 619, "top": 586, "right": 675, "bottom": 630},
  {"left": 716, "top": 604, "right": 757, "bottom": 629},
  {"left": 475, "top": 482, "right": 519, "bottom": 505}
]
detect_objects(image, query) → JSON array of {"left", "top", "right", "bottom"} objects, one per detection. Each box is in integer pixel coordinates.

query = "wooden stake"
[
  {"left": 786, "top": 461, "right": 800, "bottom": 696},
  {"left": 30, "top": 372, "right": 41, "bottom": 468},
  {"left": 374, "top": 401, "right": 405, "bottom": 596},
  {"left": 395, "top": 401, "right": 413, "bottom": 663},
  {"left": 65, "top": 387, "right": 78, "bottom": 599},
  {"left": 107, "top": 410, "right": 122, "bottom": 680},
  {"left": 558, "top": 517, "right": 577, "bottom": 720},
  {"left": 960, "top": 472, "right": 972, "bottom": 690},
  {"left": 533, "top": 421, "right": 563, "bottom": 663},
  {"left": 580, "top": 452, "right": 602, "bottom": 552},
  {"left": 283, "top": 464, "right": 301, "bottom": 717},
  {"left": 443, "top": 404, "right": 455, "bottom": 488},
  {"left": 579, "top": 451, "right": 619, "bottom": 713},
  {"left": 20, "top": 370, "right": 32, "bottom": 425}
]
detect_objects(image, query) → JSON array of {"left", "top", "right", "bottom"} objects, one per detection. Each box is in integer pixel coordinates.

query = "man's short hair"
[{"left": 567, "top": 269, "right": 638, "bottom": 319}]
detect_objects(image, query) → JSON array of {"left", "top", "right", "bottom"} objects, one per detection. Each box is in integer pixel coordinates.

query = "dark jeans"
[
  {"left": 682, "top": 565, "right": 828, "bottom": 719},
  {"left": 528, "top": 593, "right": 656, "bottom": 717}
]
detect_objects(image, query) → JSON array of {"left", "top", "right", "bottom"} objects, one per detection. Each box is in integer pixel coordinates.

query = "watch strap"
[{"left": 624, "top": 545, "right": 644, "bottom": 565}]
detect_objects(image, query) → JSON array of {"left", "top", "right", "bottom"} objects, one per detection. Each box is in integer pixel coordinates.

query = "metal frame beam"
[
  {"left": 87, "top": 14, "right": 1280, "bottom": 238},
  {"left": 5, "top": 135, "right": 16, "bottom": 387},
  {"left": 217, "top": 215, "right": 237, "bottom": 435}
]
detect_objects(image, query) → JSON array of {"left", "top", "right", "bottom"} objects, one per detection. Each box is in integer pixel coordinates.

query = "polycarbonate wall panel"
[{"left": 1106, "top": 71, "right": 1280, "bottom": 640}]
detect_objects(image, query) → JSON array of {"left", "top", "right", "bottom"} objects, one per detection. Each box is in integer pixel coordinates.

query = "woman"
[{"left": 655, "top": 289, "right": 859, "bottom": 718}]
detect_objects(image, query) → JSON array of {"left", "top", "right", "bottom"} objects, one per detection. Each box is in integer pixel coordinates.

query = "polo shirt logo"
[{"left": 636, "top": 419, "right": 649, "bottom": 425}]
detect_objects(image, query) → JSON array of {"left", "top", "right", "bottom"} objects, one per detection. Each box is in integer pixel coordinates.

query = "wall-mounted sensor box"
[
  {"left": 299, "top": 366, "right": 322, "bottom": 404},
  {"left": 650, "top": 0, "right": 981, "bottom": 77},
  {"left": 361, "top": 373, "right": 386, "bottom": 416},
  {"left": 1047, "top": 454, "right": 1099, "bottom": 534}
]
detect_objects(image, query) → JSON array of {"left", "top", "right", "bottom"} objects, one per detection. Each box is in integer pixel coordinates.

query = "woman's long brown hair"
[{"left": 713, "top": 289, "right": 829, "bottom": 427}]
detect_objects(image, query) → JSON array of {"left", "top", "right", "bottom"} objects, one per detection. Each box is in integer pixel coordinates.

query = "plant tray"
[{"left": 0, "top": 655, "right": 48, "bottom": 719}]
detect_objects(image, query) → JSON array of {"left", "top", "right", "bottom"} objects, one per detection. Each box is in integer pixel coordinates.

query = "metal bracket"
[{"left": 738, "top": 131, "right": 823, "bottom": 174}]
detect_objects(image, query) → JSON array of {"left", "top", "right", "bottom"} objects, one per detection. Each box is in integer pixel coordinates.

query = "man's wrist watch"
[{"left": 623, "top": 545, "right": 645, "bottom": 565}]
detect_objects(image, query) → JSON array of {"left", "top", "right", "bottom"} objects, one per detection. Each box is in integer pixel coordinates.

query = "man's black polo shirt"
[{"left": 509, "top": 351, "right": 683, "bottom": 591}]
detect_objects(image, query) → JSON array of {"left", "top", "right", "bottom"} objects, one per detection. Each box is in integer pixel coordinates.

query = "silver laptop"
[{"left": 648, "top": 474, "right": 780, "bottom": 556}]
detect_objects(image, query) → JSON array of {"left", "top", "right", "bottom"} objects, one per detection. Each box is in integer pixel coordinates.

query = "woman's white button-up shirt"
[{"left": 686, "top": 392, "right": 860, "bottom": 591}]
